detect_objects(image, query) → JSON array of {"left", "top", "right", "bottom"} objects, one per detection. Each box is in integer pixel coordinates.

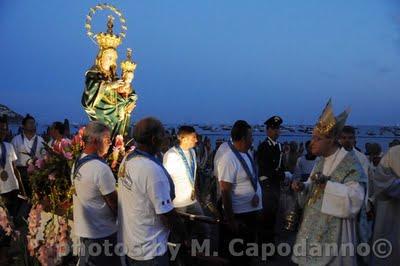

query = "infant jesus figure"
[{"left": 116, "top": 48, "right": 138, "bottom": 130}]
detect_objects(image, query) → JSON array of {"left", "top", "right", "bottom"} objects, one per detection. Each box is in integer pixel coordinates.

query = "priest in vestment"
[
  {"left": 291, "top": 99, "right": 365, "bottom": 266},
  {"left": 369, "top": 145, "right": 400, "bottom": 266}
]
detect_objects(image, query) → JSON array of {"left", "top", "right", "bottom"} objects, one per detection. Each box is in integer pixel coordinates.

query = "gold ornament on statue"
[
  {"left": 83, "top": 4, "right": 138, "bottom": 140},
  {"left": 95, "top": 16, "right": 122, "bottom": 50},
  {"left": 121, "top": 48, "right": 137, "bottom": 72},
  {"left": 85, "top": 3, "right": 127, "bottom": 49}
]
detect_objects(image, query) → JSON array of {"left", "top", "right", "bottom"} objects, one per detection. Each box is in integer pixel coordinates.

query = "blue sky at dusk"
[{"left": 1, "top": 0, "right": 400, "bottom": 125}]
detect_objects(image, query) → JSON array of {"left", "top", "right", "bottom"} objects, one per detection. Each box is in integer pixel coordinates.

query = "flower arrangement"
[
  {"left": 25, "top": 128, "right": 85, "bottom": 265},
  {"left": 27, "top": 204, "right": 71, "bottom": 266},
  {"left": 0, "top": 205, "right": 13, "bottom": 237},
  {"left": 25, "top": 128, "right": 134, "bottom": 265}
]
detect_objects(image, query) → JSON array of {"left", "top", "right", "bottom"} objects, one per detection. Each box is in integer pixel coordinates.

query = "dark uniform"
[{"left": 256, "top": 116, "right": 285, "bottom": 245}]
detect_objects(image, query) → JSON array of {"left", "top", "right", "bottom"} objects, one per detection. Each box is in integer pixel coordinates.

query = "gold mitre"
[
  {"left": 95, "top": 15, "right": 122, "bottom": 50},
  {"left": 121, "top": 48, "right": 137, "bottom": 72},
  {"left": 314, "top": 98, "right": 350, "bottom": 137}
]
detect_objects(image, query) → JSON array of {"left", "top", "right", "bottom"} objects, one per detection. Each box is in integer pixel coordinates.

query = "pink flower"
[
  {"left": 35, "top": 159, "right": 45, "bottom": 169},
  {"left": 0, "top": 207, "right": 12, "bottom": 236},
  {"left": 114, "top": 134, "right": 124, "bottom": 149},
  {"left": 27, "top": 163, "right": 36, "bottom": 174},
  {"left": 48, "top": 173, "right": 56, "bottom": 181},
  {"left": 27, "top": 235, "right": 39, "bottom": 256},
  {"left": 37, "top": 246, "right": 48, "bottom": 265},
  {"left": 78, "top": 127, "right": 85, "bottom": 138},
  {"left": 52, "top": 141, "right": 62, "bottom": 154},
  {"left": 63, "top": 151, "right": 73, "bottom": 160},
  {"left": 128, "top": 145, "right": 136, "bottom": 152},
  {"left": 71, "top": 127, "right": 85, "bottom": 148},
  {"left": 36, "top": 204, "right": 43, "bottom": 212},
  {"left": 60, "top": 138, "right": 71, "bottom": 149}
]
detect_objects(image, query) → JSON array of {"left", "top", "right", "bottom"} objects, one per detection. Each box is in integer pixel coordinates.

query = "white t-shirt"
[
  {"left": 163, "top": 147, "right": 197, "bottom": 208},
  {"left": 214, "top": 142, "right": 229, "bottom": 178},
  {"left": 72, "top": 154, "right": 117, "bottom": 238},
  {"left": 0, "top": 142, "right": 19, "bottom": 194},
  {"left": 11, "top": 134, "right": 45, "bottom": 167},
  {"left": 119, "top": 155, "right": 174, "bottom": 260},
  {"left": 218, "top": 148, "right": 263, "bottom": 214}
]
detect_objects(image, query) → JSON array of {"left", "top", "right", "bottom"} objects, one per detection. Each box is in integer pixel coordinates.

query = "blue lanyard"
[
  {"left": 228, "top": 142, "right": 258, "bottom": 192},
  {"left": 175, "top": 146, "right": 195, "bottom": 186},
  {"left": 22, "top": 134, "right": 38, "bottom": 158},
  {"left": 126, "top": 149, "right": 175, "bottom": 200},
  {"left": 0, "top": 142, "right": 6, "bottom": 169},
  {"left": 72, "top": 153, "right": 105, "bottom": 179}
]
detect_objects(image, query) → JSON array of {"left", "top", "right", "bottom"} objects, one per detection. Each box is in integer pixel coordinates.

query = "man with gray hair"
[
  {"left": 72, "top": 121, "right": 119, "bottom": 266},
  {"left": 119, "top": 117, "right": 187, "bottom": 266}
]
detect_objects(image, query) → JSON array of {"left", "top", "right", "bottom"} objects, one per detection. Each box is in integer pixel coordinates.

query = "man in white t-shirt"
[
  {"left": 218, "top": 120, "right": 262, "bottom": 265},
  {"left": 11, "top": 114, "right": 45, "bottom": 198},
  {"left": 0, "top": 116, "right": 24, "bottom": 218},
  {"left": 163, "top": 126, "right": 209, "bottom": 241},
  {"left": 72, "top": 121, "right": 119, "bottom": 266},
  {"left": 119, "top": 117, "right": 187, "bottom": 266}
]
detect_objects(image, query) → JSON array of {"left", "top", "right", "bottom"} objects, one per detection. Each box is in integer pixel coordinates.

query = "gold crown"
[
  {"left": 314, "top": 99, "right": 350, "bottom": 137},
  {"left": 95, "top": 15, "right": 122, "bottom": 50},
  {"left": 121, "top": 48, "right": 137, "bottom": 72}
]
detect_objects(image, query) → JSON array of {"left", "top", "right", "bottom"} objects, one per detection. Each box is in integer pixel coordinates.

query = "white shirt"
[
  {"left": 11, "top": 134, "right": 45, "bottom": 167},
  {"left": 213, "top": 142, "right": 229, "bottom": 178},
  {"left": 163, "top": 147, "right": 197, "bottom": 208},
  {"left": 267, "top": 136, "right": 277, "bottom": 146},
  {"left": 72, "top": 154, "right": 117, "bottom": 238},
  {"left": 218, "top": 148, "right": 263, "bottom": 214},
  {"left": 0, "top": 142, "right": 19, "bottom": 194},
  {"left": 119, "top": 155, "right": 174, "bottom": 260}
]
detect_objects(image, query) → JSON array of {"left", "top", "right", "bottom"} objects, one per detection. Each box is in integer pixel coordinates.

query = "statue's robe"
[
  {"left": 81, "top": 66, "right": 137, "bottom": 139},
  {"left": 369, "top": 145, "right": 400, "bottom": 266},
  {"left": 292, "top": 148, "right": 365, "bottom": 266}
]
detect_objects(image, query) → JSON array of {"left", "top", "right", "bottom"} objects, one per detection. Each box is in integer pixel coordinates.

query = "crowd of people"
[{"left": 0, "top": 107, "right": 399, "bottom": 266}]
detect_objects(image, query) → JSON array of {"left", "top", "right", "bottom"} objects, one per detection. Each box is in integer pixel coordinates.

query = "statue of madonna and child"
[{"left": 81, "top": 9, "right": 138, "bottom": 139}]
